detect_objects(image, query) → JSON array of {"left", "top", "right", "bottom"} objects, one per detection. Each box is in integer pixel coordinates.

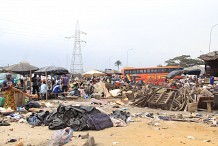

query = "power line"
[
  {"left": 0, "top": 18, "right": 73, "bottom": 31},
  {"left": 0, "top": 27, "right": 67, "bottom": 41}
]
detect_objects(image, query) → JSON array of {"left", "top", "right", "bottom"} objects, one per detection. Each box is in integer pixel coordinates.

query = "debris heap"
[{"left": 132, "top": 86, "right": 196, "bottom": 111}]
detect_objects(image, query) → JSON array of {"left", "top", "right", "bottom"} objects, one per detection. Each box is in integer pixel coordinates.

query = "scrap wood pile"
[{"left": 132, "top": 86, "right": 196, "bottom": 111}]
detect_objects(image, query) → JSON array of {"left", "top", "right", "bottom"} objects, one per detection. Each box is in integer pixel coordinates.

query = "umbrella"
[
  {"left": 184, "top": 65, "right": 205, "bottom": 75},
  {"left": 35, "top": 66, "right": 69, "bottom": 101},
  {"left": 5, "top": 62, "right": 39, "bottom": 75},
  {"left": 184, "top": 69, "right": 201, "bottom": 76},
  {"left": 34, "top": 66, "right": 69, "bottom": 75},
  {"left": 167, "top": 70, "right": 184, "bottom": 79},
  {"left": 83, "top": 70, "right": 105, "bottom": 77}
]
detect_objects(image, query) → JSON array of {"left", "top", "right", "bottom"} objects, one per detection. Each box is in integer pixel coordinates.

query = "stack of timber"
[{"left": 132, "top": 86, "right": 195, "bottom": 111}]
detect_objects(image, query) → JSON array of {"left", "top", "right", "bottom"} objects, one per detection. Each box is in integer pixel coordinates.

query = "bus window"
[
  {"left": 139, "top": 69, "right": 144, "bottom": 74},
  {"left": 131, "top": 70, "right": 136, "bottom": 74},
  {"left": 144, "top": 69, "right": 147, "bottom": 73},
  {"left": 124, "top": 70, "right": 130, "bottom": 74},
  {"left": 147, "top": 69, "right": 150, "bottom": 73},
  {"left": 150, "top": 69, "right": 154, "bottom": 73},
  {"left": 162, "top": 69, "right": 166, "bottom": 72},
  {"left": 136, "top": 70, "right": 140, "bottom": 74},
  {"left": 154, "top": 69, "right": 158, "bottom": 73},
  {"left": 167, "top": 68, "right": 174, "bottom": 72},
  {"left": 157, "top": 69, "right": 162, "bottom": 73}
]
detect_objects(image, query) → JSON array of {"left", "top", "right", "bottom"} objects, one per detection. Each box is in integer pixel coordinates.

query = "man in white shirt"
[{"left": 40, "top": 80, "right": 47, "bottom": 100}]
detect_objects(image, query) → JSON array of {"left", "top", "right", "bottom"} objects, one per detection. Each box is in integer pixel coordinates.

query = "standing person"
[
  {"left": 32, "top": 74, "right": 39, "bottom": 95},
  {"left": 40, "top": 80, "right": 47, "bottom": 100},
  {"left": 2, "top": 73, "right": 16, "bottom": 111},
  {"left": 61, "top": 74, "right": 69, "bottom": 92},
  {"left": 210, "top": 76, "right": 214, "bottom": 85}
]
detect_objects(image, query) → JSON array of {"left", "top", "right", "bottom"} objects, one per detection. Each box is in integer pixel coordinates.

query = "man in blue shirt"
[
  {"left": 52, "top": 82, "right": 63, "bottom": 98},
  {"left": 210, "top": 76, "right": 214, "bottom": 85}
]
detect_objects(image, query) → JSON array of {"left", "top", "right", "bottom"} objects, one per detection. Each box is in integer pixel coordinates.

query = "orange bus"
[{"left": 121, "top": 66, "right": 183, "bottom": 85}]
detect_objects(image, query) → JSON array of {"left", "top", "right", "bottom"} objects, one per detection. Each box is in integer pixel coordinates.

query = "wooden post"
[
  {"left": 203, "top": 100, "right": 213, "bottom": 113},
  {"left": 207, "top": 102, "right": 212, "bottom": 113},
  {"left": 30, "top": 70, "right": 32, "bottom": 98},
  {"left": 45, "top": 71, "right": 48, "bottom": 101}
]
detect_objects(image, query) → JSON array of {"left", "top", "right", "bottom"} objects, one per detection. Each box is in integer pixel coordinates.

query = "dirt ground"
[{"left": 1, "top": 99, "right": 218, "bottom": 146}]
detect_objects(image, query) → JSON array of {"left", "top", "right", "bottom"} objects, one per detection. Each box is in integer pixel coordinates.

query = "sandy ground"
[{"left": 1, "top": 99, "right": 218, "bottom": 146}]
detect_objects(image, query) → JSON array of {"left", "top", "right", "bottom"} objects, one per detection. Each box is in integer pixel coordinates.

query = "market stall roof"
[
  {"left": 199, "top": 51, "right": 218, "bottom": 61},
  {"left": 34, "top": 66, "right": 69, "bottom": 75},
  {"left": 83, "top": 70, "right": 106, "bottom": 77},
  {"left": 4, "top": 62, "right": 39, "bottom": 75},
  {"left": 105, "top": 69, "right": 121, "bottom": 75}
]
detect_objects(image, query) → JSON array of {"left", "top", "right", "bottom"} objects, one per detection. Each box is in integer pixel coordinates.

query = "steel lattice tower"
[{"left": 66, "top": 21, "right": 86, "bottom": 74}]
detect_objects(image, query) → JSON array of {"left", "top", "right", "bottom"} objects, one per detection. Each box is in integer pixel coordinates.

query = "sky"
[{"left": 0, "top": 0, "right": 218, "bottom": 72}]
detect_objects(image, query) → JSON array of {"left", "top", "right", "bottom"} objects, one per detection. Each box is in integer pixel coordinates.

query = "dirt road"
[{"left": 1, "top": 100, "right": 218, "bottom": 146}]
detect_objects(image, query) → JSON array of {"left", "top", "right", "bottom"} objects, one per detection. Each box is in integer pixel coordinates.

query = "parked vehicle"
[{"left": 121, "top": 66, "right": 183, "bottom": 85}]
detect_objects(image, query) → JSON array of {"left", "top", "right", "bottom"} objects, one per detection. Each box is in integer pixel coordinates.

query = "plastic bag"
[{"left": 49, "top": 127, "right": 73, "bottom": 146}]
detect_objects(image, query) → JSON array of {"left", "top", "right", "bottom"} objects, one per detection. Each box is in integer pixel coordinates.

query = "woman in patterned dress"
[{"left": 2, "top": 73, "right": 16, "bottom": 111}]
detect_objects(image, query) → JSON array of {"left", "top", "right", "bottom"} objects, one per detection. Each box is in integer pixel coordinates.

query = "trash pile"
[
  {"left": 0, "top": 98, "right": 132, "bottom": 146},
  {"left": 133, "top": 112, "right": 218, "bottom": 127},
  {"left": 24, "top": 104, "right": 131, "bottom": 131}
]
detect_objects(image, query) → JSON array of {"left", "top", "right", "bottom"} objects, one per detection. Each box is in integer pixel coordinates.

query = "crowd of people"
[
  {"left": 1, "top": 73, "right": 71, "bottom": 110},
  {"left": 1, "top": 72, "right": 217, "bottom": 111}
]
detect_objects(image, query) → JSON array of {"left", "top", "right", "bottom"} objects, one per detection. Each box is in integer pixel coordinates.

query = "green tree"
[
  {"left": 157, "top": 64, "right": 163, "bottom": 67},
  {"left": 165, "top": 55, "right": 204, "bottom": 68},
  {"left": 115, "top": 60, "right": 122, "bottom": 70}
]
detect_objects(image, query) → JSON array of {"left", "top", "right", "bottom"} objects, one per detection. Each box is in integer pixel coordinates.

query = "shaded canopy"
[
  {"left": 83, "top": 70, "right": 105, "bottom": 77},
  {"left": 184, "top": 65, "right": 205, "bottom": 75},
  {"left": 199, "top": 51, "right": 218, "bottom": 61},
  {"left": 167, "top": 69, "right": 202, "bottom": 79},
  {"left": 167, "top": 70, "right": 184, "bottom": 79},
  {"left": 105, "top": 69, "right": 121, "bottom": 75},
  {"left": 5, "top": 62, "right": 39, "bottom": 75},
  {"left": 34, "top": 66, "right": 69, "bottom": 75},
  {"left": 184, "top": 69, "right": 201, "bottom": 76}
]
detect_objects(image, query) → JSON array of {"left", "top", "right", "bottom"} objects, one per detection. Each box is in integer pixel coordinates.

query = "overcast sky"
[{"left": 0, "top": 0, "right": 218, "bottom": 71}]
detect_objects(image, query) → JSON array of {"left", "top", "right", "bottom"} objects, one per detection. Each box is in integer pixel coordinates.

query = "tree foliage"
[
  {"left": 165, "top": 55, "right": 204, "bottom": 68},
  {"left": 157, "top": 64, "right": 163, "bottom": 67},
  {"left": 115, "top": 60, "right": 122, "bottom": 70}
]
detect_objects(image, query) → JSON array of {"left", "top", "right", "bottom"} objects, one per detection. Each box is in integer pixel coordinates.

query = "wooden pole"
[
  {"left": 45, "top": 71, "right": 48, "bottom": 101},
  {"left": 30, "top": 70, "right": 32, "bottom": 95}
]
